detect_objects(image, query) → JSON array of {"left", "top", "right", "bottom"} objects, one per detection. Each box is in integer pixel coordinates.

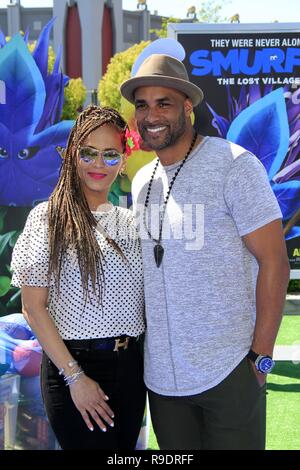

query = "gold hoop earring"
[{"left": 119, "top": 159, "right": 126, "bottom": 176}]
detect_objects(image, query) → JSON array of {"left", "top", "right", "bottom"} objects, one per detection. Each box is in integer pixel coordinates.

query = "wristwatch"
[{"left": 247, "top": 349, "right": 275, "bottom": 374}]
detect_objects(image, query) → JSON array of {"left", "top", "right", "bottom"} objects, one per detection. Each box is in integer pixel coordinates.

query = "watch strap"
[{"left": 247, "top": 349, "right": 259, "bottom": 363}]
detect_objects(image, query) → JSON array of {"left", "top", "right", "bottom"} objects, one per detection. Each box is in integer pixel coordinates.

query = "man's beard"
[{"left": 138, "top": 109, "right": 187, "bottom": 151}]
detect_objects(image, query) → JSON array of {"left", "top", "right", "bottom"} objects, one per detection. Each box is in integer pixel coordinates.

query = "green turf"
[
  {"left": 276, "top": 316, "right": 300, "bottom": 345},
  {"left": 147, "top": 317, "right": 300, "bottom": 450},
  {"left": 148, "top": 422, "right": 158, "bottom": 450},
  {"left": 266, "top": 362, "right": 300, "bottom": 450}
]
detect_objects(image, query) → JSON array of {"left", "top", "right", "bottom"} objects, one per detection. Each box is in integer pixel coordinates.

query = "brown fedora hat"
[{"left": 120, "top": 54, "right": 204, "bottom": 107}]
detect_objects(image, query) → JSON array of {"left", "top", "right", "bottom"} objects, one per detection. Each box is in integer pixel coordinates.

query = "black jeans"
[
  {"left": 149, "top": 356, "right": 267, "bottom": 450},
  {"left": 40, "top": 338, "right": 146, "bottom": 450}
]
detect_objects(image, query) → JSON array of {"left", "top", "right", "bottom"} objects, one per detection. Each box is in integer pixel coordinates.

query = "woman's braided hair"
[{"left": 48, "top": 106, "right": 127, "bottom": 305}]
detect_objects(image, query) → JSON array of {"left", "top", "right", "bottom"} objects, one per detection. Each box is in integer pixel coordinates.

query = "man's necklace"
[{"left": 143, "top": 131, "right": 198, "bottom": 268}]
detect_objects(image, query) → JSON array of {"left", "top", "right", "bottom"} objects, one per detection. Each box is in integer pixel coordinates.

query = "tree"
[
  {"left": 98, "top": 40, "right": 150, "bottom": 112},
  {"left": 61, "top": 78, "right": 86, "bottom": 120},
  {"left": 149, "top": 1, "right": 233, "bottom": 28},
  {"left": 150, "top": 17, "right": 181, "bottom": 39},
  {"left": 198, "top": 0, "right": 231, "bottom": 23},
  {"left": 150, "top": 1, "right": 235, "bottom": 38}
]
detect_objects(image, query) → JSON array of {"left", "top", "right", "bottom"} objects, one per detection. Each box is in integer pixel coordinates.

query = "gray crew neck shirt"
[{"left": 132, "top": 136, "right": 282, "bottom": 397}]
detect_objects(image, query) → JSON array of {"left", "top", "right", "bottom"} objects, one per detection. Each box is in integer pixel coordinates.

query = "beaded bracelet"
[{"left": 58, "top": 360, "right": 78, "bottom": 376}]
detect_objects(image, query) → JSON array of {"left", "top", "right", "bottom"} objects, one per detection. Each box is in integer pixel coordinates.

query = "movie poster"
[{"left": 171, "top": 24, "right": 300, "bottom": 275}]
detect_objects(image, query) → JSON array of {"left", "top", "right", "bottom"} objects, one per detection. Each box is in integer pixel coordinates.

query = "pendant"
[{"left": 154, "top": 243, "right": 164, "bottom": 268}]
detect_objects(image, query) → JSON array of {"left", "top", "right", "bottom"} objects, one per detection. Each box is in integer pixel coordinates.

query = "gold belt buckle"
[{"left": 114, "top": 337, "right": 129, "bottom": 352}]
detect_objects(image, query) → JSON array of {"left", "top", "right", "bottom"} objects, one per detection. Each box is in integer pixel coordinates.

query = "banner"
[{"left": 169, "top": 23, "right": 300, "bottom": 277}]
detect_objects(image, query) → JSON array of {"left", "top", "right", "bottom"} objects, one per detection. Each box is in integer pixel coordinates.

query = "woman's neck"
[{"left": 84, "top": 189, "right": 110, "bottom": 212}]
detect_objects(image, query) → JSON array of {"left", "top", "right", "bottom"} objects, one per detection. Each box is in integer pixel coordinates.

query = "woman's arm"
[{"left": 21, "top": 286, "right": 114, "bottom": 432}]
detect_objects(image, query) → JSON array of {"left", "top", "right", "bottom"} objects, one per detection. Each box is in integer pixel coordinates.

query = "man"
[{"left": 120, "top": 54, "right": 290, "bottom": 450}]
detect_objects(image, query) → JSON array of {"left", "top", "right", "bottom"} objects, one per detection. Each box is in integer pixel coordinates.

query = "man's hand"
[{"left": 248, "top": 359, "right": 266, "bottom": 388}]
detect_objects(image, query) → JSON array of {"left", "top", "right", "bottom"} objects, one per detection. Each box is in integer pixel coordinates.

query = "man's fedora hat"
[{"left": 120, "top": 54, "right": 204, "bottom": 107}]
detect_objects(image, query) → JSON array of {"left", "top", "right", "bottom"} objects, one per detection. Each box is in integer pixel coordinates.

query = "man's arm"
[{"left": 242, "top": 219, "right": 290, "bottom": 357}]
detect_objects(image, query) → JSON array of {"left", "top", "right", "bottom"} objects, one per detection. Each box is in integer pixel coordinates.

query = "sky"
[{"left": 0, "top": 0, "right": 299, "bottom": 24}]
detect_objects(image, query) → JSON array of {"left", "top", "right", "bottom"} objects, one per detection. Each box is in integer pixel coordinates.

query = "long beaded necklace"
[{"left": 143, "top": 131, "right": 198, "bottom": 267}]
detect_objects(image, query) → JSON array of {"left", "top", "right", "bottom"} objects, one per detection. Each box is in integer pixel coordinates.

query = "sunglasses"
[{"left": 78, "top": 146, "right": 123, "bottom": 167}]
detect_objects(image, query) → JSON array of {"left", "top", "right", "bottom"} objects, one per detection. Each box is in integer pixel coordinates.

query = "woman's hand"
[{"left": 69, "top": 374, "right": 114, "bottom": 432}]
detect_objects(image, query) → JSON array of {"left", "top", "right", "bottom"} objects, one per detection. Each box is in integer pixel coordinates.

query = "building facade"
[{"left": 0, "top": 0, "right": 165, "bottom": 98}]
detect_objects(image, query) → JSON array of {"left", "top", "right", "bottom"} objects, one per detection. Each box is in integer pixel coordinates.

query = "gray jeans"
[{"left": 149, "top": 356, "right": 267, "bottom": 450}]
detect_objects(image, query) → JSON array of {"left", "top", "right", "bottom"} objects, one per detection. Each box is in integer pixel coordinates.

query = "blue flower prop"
[
  {"left": 0, "top": 19, "right": 74, "bottom": 207},
  {"left": 207, "top": 85, "right": 300, "bottom": 240}
]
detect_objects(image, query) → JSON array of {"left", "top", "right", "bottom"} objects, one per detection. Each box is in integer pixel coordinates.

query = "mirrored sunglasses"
[{"left": 78, "top": 146, "right": 122, "bottom": 167}]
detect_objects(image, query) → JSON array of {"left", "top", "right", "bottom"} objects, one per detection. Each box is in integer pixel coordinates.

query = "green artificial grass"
[
  {"left": 276, "top": 316, "right": 300, "bottom": 345},
  {"left": 147, "top": 316, "right": 300, "bottom": 450},
  {"left": 148, "top": 423, "right": 158, "bottom": 450},
  {"left": 266, "top": 361, "right": 300, "bottom": 450}
]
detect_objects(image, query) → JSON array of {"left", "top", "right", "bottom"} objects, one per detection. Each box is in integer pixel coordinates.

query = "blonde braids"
[{"left": 48, "top": 106, "right": 127, "bottom": 306}]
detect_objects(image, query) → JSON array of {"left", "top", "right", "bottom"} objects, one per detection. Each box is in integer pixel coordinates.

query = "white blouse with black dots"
[{"left": 11, "top": 202, "right": 145, "bottom": 340}]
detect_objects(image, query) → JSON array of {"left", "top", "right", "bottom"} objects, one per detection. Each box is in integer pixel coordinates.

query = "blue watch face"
[{"left": 258, "top": 357, "right": 274, "bottom": 373}]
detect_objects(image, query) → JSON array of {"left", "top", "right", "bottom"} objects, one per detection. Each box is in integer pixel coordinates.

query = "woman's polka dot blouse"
[{"left": 11, "top": 202, "right": 145, "bottom": 340}]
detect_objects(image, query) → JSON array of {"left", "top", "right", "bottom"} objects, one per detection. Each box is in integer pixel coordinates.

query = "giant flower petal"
[
  {"left": 271, "top": 180, "right": 300, "bottom": 221},
  {"left": 0, "top": 35, "right": 46, "bottom": 135},
  {"left": 227, "top": 88, "right": 290, "bottom": 180}
]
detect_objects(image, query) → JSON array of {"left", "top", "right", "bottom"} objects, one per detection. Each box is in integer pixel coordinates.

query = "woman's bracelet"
[
  {"left": 63, "top": 368, "right": 85, "bottom": 387},
  {"left": 58, "top": 360, "right": 78, "bottom": 376}
]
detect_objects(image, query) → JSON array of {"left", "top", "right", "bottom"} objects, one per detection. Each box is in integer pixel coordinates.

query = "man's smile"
[{"left": 146, "top": 126, "right": 167, "bottom": 134}]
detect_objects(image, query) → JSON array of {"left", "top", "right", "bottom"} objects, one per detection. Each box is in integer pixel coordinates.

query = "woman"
[{"left": 11, "top": 106, "right": 146, "bottom": 450}]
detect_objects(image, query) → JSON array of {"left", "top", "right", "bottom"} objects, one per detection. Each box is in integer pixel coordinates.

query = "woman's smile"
[{"left": 87, "top": 172, "right": 107, "bottom": 180}]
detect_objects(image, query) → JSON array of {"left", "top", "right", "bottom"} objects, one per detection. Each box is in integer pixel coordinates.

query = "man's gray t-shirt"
[{"left": 132, "top": 136, "right": 282, "bottom": 397}]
